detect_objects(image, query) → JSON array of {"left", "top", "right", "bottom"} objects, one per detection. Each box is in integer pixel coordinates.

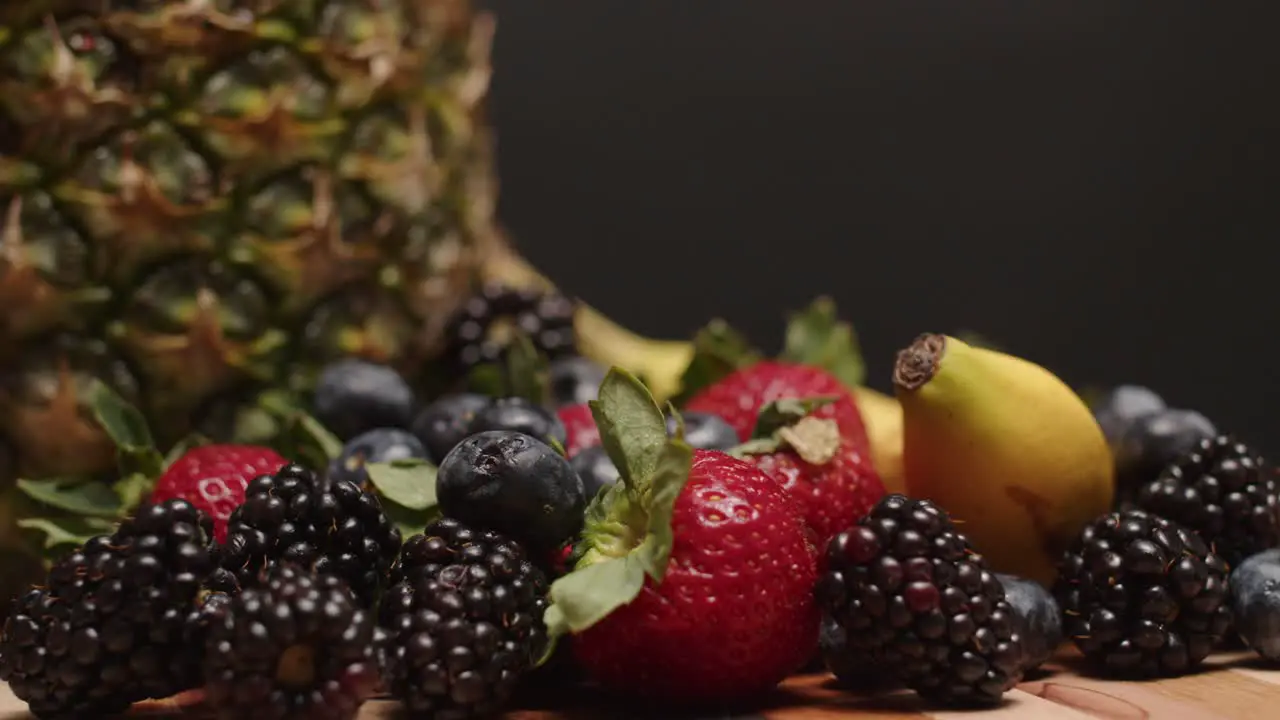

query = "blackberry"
[
  {"left": 817, "top": 494, "right": 1023, "bottom": 706},
  {"left": 445, "top": 284, "right": 576, "bottom": 371},
  {"left": 218, "top": 463, "right": 403, "bottom": 603},
  {"left": 379, "top": 518, "right": 549, "bottom": 718},
  {"left": 204, "top": 565, "right": 380, "bottom": 720},
  {"left": 1054, "top": 509, "right": 1232, "bottom": 677},
  {"left": 1135, "top": 435, "right": 1279, "bottom": 568},
  {"left": 0, "top": 500, "right": 217, "bottom": 718}
]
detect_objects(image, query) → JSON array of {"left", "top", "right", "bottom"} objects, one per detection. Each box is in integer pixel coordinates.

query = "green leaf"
[
  {"left": 17, "top": 516, "right": 118, "bottom": 550},
  {"left": 665, "top": 402, "right": 685, "bottom": 441},
  {"left": 86, "top": 380, "right": 155, "bottom": 453},
  {"left": 750, "top": 396, "right": 839, "bottom": 439},
  {"left": 380, "top": 496, "right": 440, "bottom": 538},
  {"left": 505, "top": 332, "right": 549, "bottom": 405},
  {"left": 780, "top": 297, "right": 866, "bottom": 389},
  {"left": 295, "top": 412, "right": 343, "bottom": 461},
  {"left": 635, "top": 440, "right": 693, "bottom": 582},
  {"left": 16, "top": 478, "right": 123, "bottom": 518},
  {"left": 546, "top": 435, "right": 568, "bottom": 458},
  {"left": 466, "top": 363, "right": 507, "bottom": 398},
  {"left": 365, "top": 459, "right": 438, "bottom": 511},
  {"left": 589, "top": 369, "right": 668, "bottom": 488},
  {"left": 544, "top": 553, "right": 648, "bottom": 637},
  {"left": 113, "top": 472, "right": 154, "bottom": 511},
  {"left": 674, "top": 319, "right": 761, "bottom": 404}
]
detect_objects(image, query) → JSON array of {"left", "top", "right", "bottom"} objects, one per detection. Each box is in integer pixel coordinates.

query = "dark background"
[{"left": 479, "top": 2, "right": 1280, "bottom": 452}]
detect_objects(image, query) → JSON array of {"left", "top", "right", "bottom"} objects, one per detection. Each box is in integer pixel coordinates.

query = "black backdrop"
[{"left": 479, "top": 2, "right": 1280, "bottom": 453}]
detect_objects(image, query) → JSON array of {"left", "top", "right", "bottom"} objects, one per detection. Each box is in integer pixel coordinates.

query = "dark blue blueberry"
[
  {"left": 1231, "top": 549, "right": 1280, "bottom": 661},
  {"left": 819, "top": 616, "right": 897, "bottom": 689},
  {"left": 547, "top": 356, "right": 607, "bottom": 407},
  {"left": 996, "top": 573, "right": 1062, "bottom": 674},
  {"left": 467, "top": 397, "right": 568, "bottom": 449},
  {"left": 568, "top": 445, "right": 620, "bottom": 501},
  {"left": 411, "top": 393, "right": 492, "bottom": 463},
  {"left": 329, "top": 428, "right": 429, "bottom": 487},
  {"left": 1114, "top": 409, "right": 1217, "bottom": 506},
  {"left": 667, "top": 411, "right": 739, "bottom": 451},
  {"left": 437, "top": 431, "right": 586, "bottom": 553},
  {"left": 1092, "top": 385, "right": 1166, "bottom": 445},
  {"left": 312, "top": 359, "right": 415, "bottom": 441}
]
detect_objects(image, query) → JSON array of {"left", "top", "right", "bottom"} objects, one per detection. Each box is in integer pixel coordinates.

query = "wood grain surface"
[{"left": 1, "top": 649, "right": 1278, "bottom": 719}]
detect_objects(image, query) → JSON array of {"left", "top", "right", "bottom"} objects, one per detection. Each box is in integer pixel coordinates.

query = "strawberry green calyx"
[
  {"left": 778, "top": 296, "right": 866, "bottom": 389},
  {"left": 732, "top": 397, "right": 842, "bottom": 465},
  {"left": 543, "top": 369, "right": 695, "bottom": 640}
]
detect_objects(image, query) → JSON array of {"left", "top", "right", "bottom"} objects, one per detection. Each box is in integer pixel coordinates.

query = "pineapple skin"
[{"left": 0, "top": 0, "right": 501, "bottom": 481}]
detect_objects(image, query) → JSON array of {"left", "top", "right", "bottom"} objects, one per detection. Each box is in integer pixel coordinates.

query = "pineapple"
[{"left": 0, "top": 0, "right": 501, "bottom": 483}]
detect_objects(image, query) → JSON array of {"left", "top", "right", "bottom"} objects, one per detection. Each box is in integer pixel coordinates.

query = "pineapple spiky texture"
[{"left": 0, "top": 0, "right": 500, "bottom": 483}]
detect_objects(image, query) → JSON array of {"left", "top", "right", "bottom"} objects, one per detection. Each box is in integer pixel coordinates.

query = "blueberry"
[
  {"left": 1231, "top": 549, "right": 1280, "bottom": 661},
  {"left": 1092, "top": 385, "right": 1166, "bottom": 445},
  {"left": 329, "top": 428, "right": 429, "bottom": 487},
  {"left": 412, "top": 393, "right": 492, "bottom": 463},
  {"left": 437, "top": 431, "right": 587, "bottom": 553},
  {"left": 995, "top": 573, "right": 1062, "bottom": 674},
  {"left": 1114, "top": 408, "right": 1217, "bottom": 506},
  {"left": 668, "top": 411, "right": 739, "bottom": 451},
  {"left": 312, "top": 359, "right": 416, "bottom": 441},
  {"left": 568, "top": 445, "right": 620, "bottom": 500},
  {"left": 548, "top": 356, "right": 607, "bottom": 407},
  {"left": 468, "top": 397, "right": 568, "bottom": 449}
]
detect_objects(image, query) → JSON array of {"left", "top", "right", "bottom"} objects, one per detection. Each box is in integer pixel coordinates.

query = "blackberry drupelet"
[
  {"left": 1135, "top": 435, "right": 1279, "bottom": 568},
  {"left": 204, "top": 565, "right": 379, "bottom": 720},
  {"left": 1054, "top": 509, "right": 1232, "bottom": 677},
  {"left": 817, "top": 494, "right": 1024, "bottom": 706},
  {"left": 218, "top": 463, "right": 402, "bottom": 603},
  {"left": 0, "top": 500, "right": 218, "bottom": 718},
  {"left": 380, "top": 518, "right": 549, "bottom": 718},
  {"left": 445, "top": 284, "right": 576, "bottom": 371}
]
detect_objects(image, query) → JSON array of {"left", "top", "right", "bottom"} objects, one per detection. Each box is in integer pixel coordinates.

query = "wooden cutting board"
[{"left": 1, "top": 649, "right": 1278, "bottom": 719}]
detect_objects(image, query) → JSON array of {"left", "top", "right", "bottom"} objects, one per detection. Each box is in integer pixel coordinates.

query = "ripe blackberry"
[
  {"left": 817, "top": 494, "right": 1024, "bottom": 707},
  {"left": 445, "top": 284, "right": 576, "bottom": 371},
  {"left": 0, "top": 500, "right": 217, "bottom": 718},
  {"left": 1054, "top": 509, "right": 1232, "bottom": 677},
  {"left": 379, "top": 518, "right": 550, "bottom": 718},
  {"left": 218, "top": 464, "right": 403, "bottom": 603},
  {"left": 204, "top": 565, "right": 380, "bottom": 720},
  {"left": 1135, "top": 435, "right": 1279, "bottom": 568}
]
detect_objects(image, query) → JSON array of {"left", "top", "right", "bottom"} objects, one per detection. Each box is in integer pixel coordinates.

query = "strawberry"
[
  {"left": 545, "top": 370, "right": 819, "bottom": 704},
  {"left": 149, "top": 445, "right": 287, "bottom": 542},
  {"left": 686, "top": 361, "right": 871, "bottom": 448},
  {"left": 731, "top": 399, "right": 885, "bottom": 549},
  {"left": 556, "top": 403, "right": 601, "bottom": 457}
]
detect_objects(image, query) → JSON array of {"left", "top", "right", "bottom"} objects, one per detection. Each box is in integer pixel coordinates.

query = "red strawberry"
[
  {"left": 741, "top": 435, "right": 884, "bottom": 550},
  {"left": 546, "top": 371, "right": 819, "bottom": 704},
  {"left": 556, "top": 403, "right": 601, "bottom": 457},
  {"left": 686, "top": 361, "right": 871, "bottom": 449},
  {"left": 149, "top": 445, "right": 286, "bottom": 542}
]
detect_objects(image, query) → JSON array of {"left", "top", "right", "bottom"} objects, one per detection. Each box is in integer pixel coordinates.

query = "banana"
[
  {"left": 852, "top": 387, "right": 905, "bottom": 495},
  {"left": 893, "top": 333, "right": 1113, "bottom": 587}
]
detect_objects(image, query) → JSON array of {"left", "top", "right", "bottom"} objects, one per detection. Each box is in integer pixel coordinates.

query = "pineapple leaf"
[
  {"left": 113, "top": 472, "right": 154, "bottom": 511},
  {"left": 780, "top": 297, "right": 866, "bottom": 389},
  {"left": 364, "top": 459, "right": 438, "bottom": 511},
  {"left": 673, "top": 319, "right": 762, "bottom": 405},
  {"left": 17, "top": 516, "right": 118, "bottom": 550},
  {"left": 16, "top": 478, "right": 123, "bottom": 518},
  {"left": 255, "top": 392, "right": 344, "bottom": 468}
]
